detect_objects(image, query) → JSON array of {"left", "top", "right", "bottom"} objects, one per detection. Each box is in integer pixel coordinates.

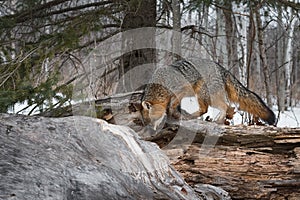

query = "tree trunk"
[
  {"left": 119, "top": 0, "right": 157, "bottom": 93},
  {"left": 255, "top": 9, "right": 272, "bottom": 107},
  {"left": 223, "top": 1, "right": 240, "bottom": 80},
  {"left": 171, "top": 0, "right": 181, "bottom": 60},
  {"left": 247, "top": 7, "right": 255, "bottom": 90},
  {"left": 197, "top": 3, "right": 210, "bottom": 59},
  {"left": 283, "top": 12, "right": 297, "bottom": 109},
  {"left": 215, "top": 6, "right": 227, "bottom": 65},
  {"left": 251, "top": 5, "right": 262, "bottom": 93},
  {"left": 276, "top": 6, "right": 288, "bottom": 112}
]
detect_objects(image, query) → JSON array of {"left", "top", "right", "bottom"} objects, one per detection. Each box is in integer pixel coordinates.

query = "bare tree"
[
  {"left": 254, "top": 6, "right": 273, "bottom": 107},
  {"left": 172, "top": 0, "right": 182, "bottom": 60}
]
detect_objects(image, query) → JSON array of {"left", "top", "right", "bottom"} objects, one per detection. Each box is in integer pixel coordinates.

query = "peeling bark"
[{"left": 153, "top": 121, "right": 300, "bottom": 200}]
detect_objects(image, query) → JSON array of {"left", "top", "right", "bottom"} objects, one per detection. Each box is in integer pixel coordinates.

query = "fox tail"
[{"left": 224, "top": 72, "right": 276, "bottom": 125}]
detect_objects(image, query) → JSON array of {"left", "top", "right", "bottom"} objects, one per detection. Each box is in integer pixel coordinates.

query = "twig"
[{"left": 0, "top": 48, "right": 39, "bottom": 87}]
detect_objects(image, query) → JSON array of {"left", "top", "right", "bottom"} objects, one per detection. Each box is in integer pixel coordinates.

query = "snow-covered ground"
[
  {"left": 181, "top": 97, "right": 300, "bottom": 128},
  {"left": 8, "top": 97, "right": 300, "bottom": 128},
  {"left": 275, "top": 107, "right": 300, "bottom": 128}
]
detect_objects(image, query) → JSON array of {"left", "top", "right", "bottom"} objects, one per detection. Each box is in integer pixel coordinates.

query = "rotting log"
[{"left": 151, "top": 121, "right": 300, "bottom": 200}]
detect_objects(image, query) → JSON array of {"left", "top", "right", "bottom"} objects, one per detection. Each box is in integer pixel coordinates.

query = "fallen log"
[{"left": 152, "top": 121, "right": 300, "bottom": 200}]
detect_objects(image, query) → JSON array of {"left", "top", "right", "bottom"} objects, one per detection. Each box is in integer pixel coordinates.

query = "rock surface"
[{"left": 0, "top": 114, "right": 228, "bottom": 200}]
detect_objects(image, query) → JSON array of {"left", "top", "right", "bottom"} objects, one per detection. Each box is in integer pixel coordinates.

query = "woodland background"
[{"left": 0, "top": 0, "right": 299, "bottom": 119}]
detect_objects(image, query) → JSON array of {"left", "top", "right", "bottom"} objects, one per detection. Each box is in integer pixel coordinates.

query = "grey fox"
[{"left": 139, "top": 59, "right": 276, "bottom": 130}]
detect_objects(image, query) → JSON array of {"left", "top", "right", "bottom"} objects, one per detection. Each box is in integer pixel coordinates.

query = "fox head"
[{"left": 140, "top": 101, "right": 167, "bottom": 130}]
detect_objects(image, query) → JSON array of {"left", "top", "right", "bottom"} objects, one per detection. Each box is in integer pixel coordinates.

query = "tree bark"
[
  {"left": 223, "top": 1, "right": 239, "bottom": 79},
  {"left": 150, "top": 121, "right": 300, "bottom": 200},
  {"left": 215, "top": 6, "right": 227, "bottom": 65},
  {"left": 171, "top": 0, "right": 181, "bottom": 60},
  {"left": 119, "top": 0, "right": 157, "bottom": 93},
  {"left": 276, "top": 6, "right": 288, "bottom": 112},
  {"left": 283, "top": 11, "right": 297, "bottom": 109}
]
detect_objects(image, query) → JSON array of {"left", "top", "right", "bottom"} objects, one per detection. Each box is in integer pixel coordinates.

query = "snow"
[
  {"left": 8, "top": 100, "right": 40, "bottom": 115},
  {"left": 275, "top": 108, "right": 300, "bottom": 128},
  {"left": 181, "top": 97, "right": 300, "bottom": 128},
  {"left": 7, "top": 93, "right": 69, "bottom": 115}
]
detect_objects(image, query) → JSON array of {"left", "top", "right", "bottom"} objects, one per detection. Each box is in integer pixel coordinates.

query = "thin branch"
[
  {"left": 36, "top": 1, "right": 115, "bottom": 20},
  {"left": 79, "top": 30, "right": 121, "bottom": 49},
  {"left": 270, "top": 60, "right": 292, "bottom": 75},
  {"left": 2, "top": 0, "right": 115, "bottom": 24},
  {"left": 156, "top": 24, "right": 214, "bottom": 38},
  {"left": 0, "top": 47, "right": 39, "bottom": 87},
  {"left": 277, "top": 0, "right": 300, "bottom": 10}
]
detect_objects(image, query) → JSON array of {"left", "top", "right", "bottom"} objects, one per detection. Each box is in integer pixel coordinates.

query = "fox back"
[{"left": 148, "top": 60, "right": 203, "bottom": 95}]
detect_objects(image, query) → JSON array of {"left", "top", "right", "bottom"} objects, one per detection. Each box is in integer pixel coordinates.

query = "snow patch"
[{"left": 181, "top": 97, "right": 300, "bottom": 127}]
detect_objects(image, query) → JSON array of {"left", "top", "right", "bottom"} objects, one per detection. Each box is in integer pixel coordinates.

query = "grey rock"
[{"left": 0, "top": 114, "right": 201, "bottom": 200}]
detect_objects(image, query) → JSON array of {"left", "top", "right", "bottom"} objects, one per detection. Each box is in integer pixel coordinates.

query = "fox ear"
[{"left": 142, "top": 101, "right": 152, "bottom": 110}]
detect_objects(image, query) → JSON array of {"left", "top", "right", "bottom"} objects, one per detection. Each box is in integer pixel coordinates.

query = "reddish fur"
[
  {"left": 141, "top": 80, "right": 210, "bottom": 125},
  {"left": 169, "top": 80, "right": 210, "bottom": 119},
  {"left": 225, "top": 77, "right": 275, "bottom": 124}
]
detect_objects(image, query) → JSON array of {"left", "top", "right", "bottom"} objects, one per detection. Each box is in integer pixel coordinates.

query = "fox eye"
[{"left": 142, "top": 101, "right": 152, "bottom": 110}]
